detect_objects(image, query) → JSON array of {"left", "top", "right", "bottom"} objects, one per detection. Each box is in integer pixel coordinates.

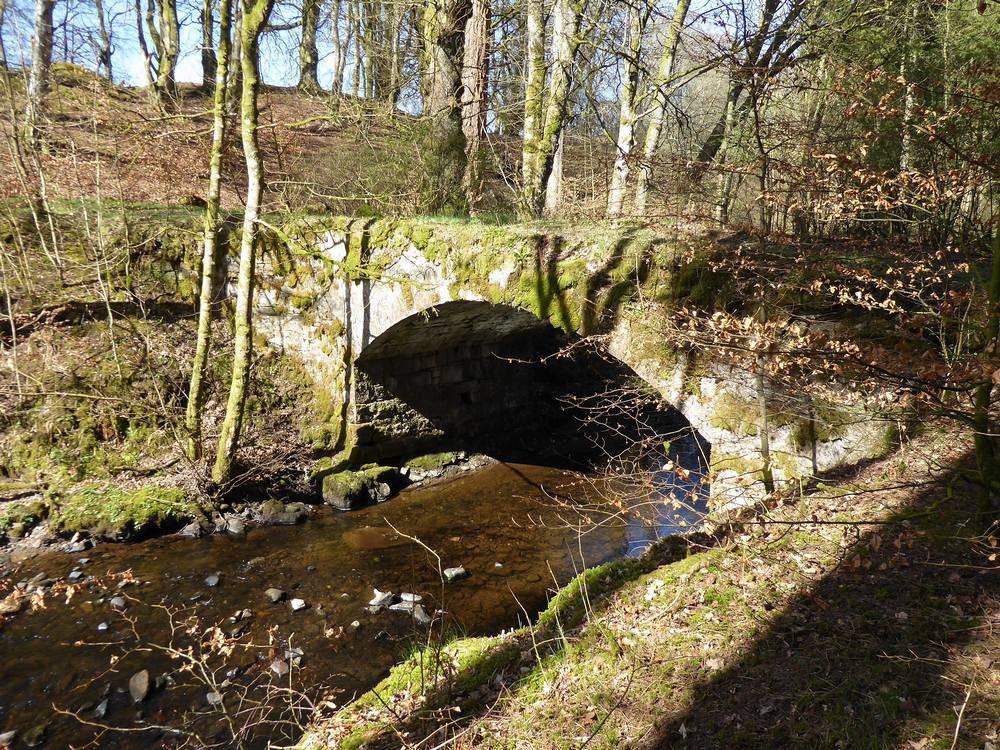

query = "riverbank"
[
  {"left": 0, "top": 450, "right": 492, "bottom": 562},
  {"left": 0, "top": 461, "right": 639, "bottom": 749},
  {"left": 299, "top": 426, "right": 1000, "bottom": 749}
]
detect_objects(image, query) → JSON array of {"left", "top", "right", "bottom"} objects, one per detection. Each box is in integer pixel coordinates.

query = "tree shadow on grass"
[{"left": 644, "top": 453, "right": 999, "bottom": 749}]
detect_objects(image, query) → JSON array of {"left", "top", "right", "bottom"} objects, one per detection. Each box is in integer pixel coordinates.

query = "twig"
[{"left": 949, "top": 686, "right": 972, "bottom": 750}]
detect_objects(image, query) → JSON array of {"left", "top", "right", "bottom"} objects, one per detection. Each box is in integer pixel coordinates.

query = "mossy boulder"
[
  {"left": 0, "top": 499, "right": 48, "bottom": 543},
  {"left": 321, "top": 465, "right": 404, "bottom": 510},
  {"left": 50, "top": 484, "right": 197, "bottom": 539}
]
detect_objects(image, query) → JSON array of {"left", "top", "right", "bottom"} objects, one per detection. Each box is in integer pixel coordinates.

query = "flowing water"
[{"left": 0, "top": 460, "right": 706, "bottom": 748}]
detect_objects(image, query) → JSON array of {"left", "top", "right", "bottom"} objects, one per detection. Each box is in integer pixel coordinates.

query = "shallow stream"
[{"left": 0, "top": 460, "right": 704, "bottom": 748}]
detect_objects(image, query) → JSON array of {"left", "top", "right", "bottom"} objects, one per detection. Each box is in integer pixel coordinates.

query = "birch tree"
[
  {"left": 213, "top": 0, "right": 277, "bottom": 484},
  {"left": 186, "top": 0, "right": 233, "bottom": 462},
  {"left": 633, "top": 0, "right": 691, "bottom": 215},
  {"left": 25, "top": 0, "right": 56, "bottom": 143},
  {"left": 607, "top": 0, "right": 652, "bottom": 218}
]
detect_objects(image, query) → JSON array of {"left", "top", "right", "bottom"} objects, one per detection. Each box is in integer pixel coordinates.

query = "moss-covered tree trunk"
[
  {"left": 186, "top": 0, "right": 233, "bottom": 462},
  {"left": 227, "top": 3, "right": 243, "bottom": 105},
  {"left": 212, "top": 0, "right": 275, "bottom": 485},
  {"left": 520, "top": 0, "right": 584, "bottom": 218},
  {"left": 419, "top": 0, "right": 472, "bottom": 215},
  {"left": 520, "top": 0, "right": 545, "bottom": 204},
  {"left": 24, "top": 0, "right": 55, "bottom": 143},
  {"left": 299, "top": 0, "right": 321, "bottom": 93},
  {"left": 633, "top": 0, "right": 689, "bottom": 215},
  {"left": 974, "top": 227, "right": 1000, "bottom": 529}
]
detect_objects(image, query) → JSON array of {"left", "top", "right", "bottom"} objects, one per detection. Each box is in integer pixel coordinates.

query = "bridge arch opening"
[{"left": 349, "top": 301, "right": 709, "bottom": 486}]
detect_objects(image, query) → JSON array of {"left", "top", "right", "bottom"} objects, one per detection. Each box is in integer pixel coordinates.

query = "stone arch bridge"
[{"left": 251, "top": 217, "right": 702, "bottom": 472}]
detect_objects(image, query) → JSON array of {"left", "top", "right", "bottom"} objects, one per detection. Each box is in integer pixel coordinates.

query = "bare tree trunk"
[
  {"left": 520, "top": 0, "right": 584, "bottom": 218},
  {"left": 634, "top": 0, "right": 690, "bottom": 215},
  {"left": 186, "top": 0, "right": 233, "bottom": 461},
  {"left": 299, "top": 0, "right": 321, "bottom": 92},
  {"left": 545, "top": 129, "right": 563, "bottom": 214},
  {"left": 213, "top": 0, "right": 276, "bottom": 484},
  {"left": 350, "top": 0, "right": 361, "bottom": 98},
  {"left": 331, "top": 0, "right": 345, "bottom": 94},
  {"left": 461, "top": 0, "right": 490, "bottom": 211},
  {"left": 201, "top": 0, "right": 216, "bottom": 90},
  {"left": 25, "top": 0, "right": 56, "bottom": 143},
  {"left": 713, "top": 79, "right": 739, "bottom": 225},
  {"left": 0, "top": 0, "right": 8, "bottom": 68},
  {"left": 387, "top": 0, "right": 403, "bottom": 103},
  {"left": 95, "top": 0, "right": 114, "bottom": 80},
  {"left": 134, "top": 0, "right": 159, "bottom": 102},
  {"left": 147, "top": 0, "right": 181, "bottom": 104},
  {"left": 607, "top": 0, "right": 648, "bottom": 218}
]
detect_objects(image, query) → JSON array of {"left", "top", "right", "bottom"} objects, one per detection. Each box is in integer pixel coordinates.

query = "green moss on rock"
[
  {"left": 51, "top": 484, "right": 197, "bottom": 539},
  {"left": 321, "top": 465, "right": 402, "bottom": 510}
]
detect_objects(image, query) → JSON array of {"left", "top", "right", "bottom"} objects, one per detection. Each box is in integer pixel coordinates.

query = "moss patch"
[{"left": 50, "top": 483, "right": 197, "bottom": 538}]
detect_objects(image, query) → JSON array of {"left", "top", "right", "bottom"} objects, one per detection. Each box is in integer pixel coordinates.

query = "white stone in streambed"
[
  {"left": 412, "top": 604, "right": 432, "bottom": 626},
  {"left": 206, "top": 692, "right": 224, "bottom": 706},
  {"left": 264, "top": 588, "right": 286, "bottom": 603},
  {"left": 400, "top": 592, "right": 422, "bottom": 603},
  {"left": 270, "top": 659, "right": 289, "bottom": 677},
  {"left": 389, "top": 600, "right": 415, "bottom": 613},
  {"left": 368, "top": 588, "right": 394, "bottom": 607},
  {"left": 178, "top": 521, "right": 204, "bottom": 538},
  {"left": 109, "top": 596, "right": 127, "bottom": 610},
  {"left": 0, "top": 730, "right": 16, "bottom": 746},
  {"left": 443, "top": 566, "right": 468, "bottom": 582},
  {"left": 128, "top": 670, "right": 150, "bottom": 703},
  {"left": 290, "top": 598, "right": 307, "bottom": 611},
  {"left": 22, "top": 724, "right": 46, "bottom": 747},
  {"left": 97, "top": 621, "right": 109, "bottom": 631},
  {"left": 205, "top": 573, "right": 221, "bottom": 587}
]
